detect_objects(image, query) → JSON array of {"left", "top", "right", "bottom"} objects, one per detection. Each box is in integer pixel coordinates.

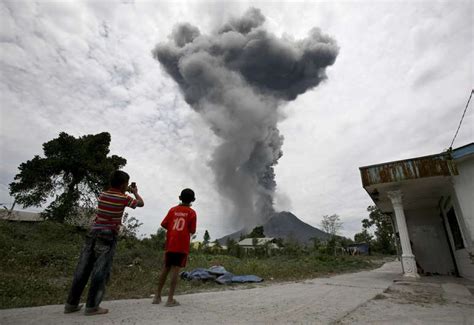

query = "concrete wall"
[
  {"left": 406, "top": 207, "right": 455, "bottom": 275},
  {"left": 452, "top": 248, "right": 474, "bottom": 280},
  {"left": 445, "top": 155, "right": 474, "bottom": 280},
  {"left": 452, "top": 157, "right": 474, "bottom": 245}
]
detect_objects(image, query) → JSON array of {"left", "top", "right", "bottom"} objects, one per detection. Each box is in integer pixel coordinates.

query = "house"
[
  {"left": 346, "top": 243, "right": 370, "bottom": 255},
  {"left": 359, "top": 143, "right": 474, "bottom": 280},
  {"left": 190, "top": 241, "right": 227, "bottom": 251},
  {"left": 0, "top": 207, "right": 94, "bottom": 226},
  {"left": 238, "top": 237, "right": 279, "bottom": 251},
  {"left": 0, "top": 210, "right": 43, "bottom": 222}
]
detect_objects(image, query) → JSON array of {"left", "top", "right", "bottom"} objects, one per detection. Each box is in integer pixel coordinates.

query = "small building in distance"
[
  {"left": 0, "top": 210, "right": 42, "bottom": 222},
  {"left": 238, "top": 237, "right": 280, "bottom": 251},
  {"left": 346, "top": 243, "right": 370, "bottom": 255}
]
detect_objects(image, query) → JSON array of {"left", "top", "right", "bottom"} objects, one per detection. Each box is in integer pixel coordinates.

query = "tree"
[
  {"left": 359, "top": 206, "right": 395, "bottom": 254},
  {"left": 247, "top": 226, "right": 265, "bottom": 238},
  {"left": 226, "top": 237, "right": 236, "bottom": 249},
  {"left": 121, "top": 212, "right": 143, "bottom": 239},
  {"left": 143, "top": 228, "right": 166, "bottom": 250},
  {"left": 9, "top": 132, "right": 126, "bottom": 222},
  {"left": 203, "top": 230, "right": 211, "bottom": 246},
  {"left": 320, "top": 214, "right": 343, "bottom": 237},
  {"left": 354, "top": 229, "right": 374, "bottom": 243},
  {"left": 212, "top": 239, "right": 222, "bottom": 250},
  {"left": 362, "top": 205, "right": 395, "bottom": 254},
  {"left": 320, "top": 214, "right": 343, "bottom": 256},
  {"left": 226, "top": 237, "right": 243, "bottom": 257}
]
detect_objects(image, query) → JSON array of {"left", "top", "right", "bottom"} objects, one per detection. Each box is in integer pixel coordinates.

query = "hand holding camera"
[{"left": 128, "top": 182, "right": 138, "bottom": 194}]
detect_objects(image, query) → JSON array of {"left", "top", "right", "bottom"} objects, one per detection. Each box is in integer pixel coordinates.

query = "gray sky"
[{"left": 0, "top": 0, "right": 472, "bottom": 240}]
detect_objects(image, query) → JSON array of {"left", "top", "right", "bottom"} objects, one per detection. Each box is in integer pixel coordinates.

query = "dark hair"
[
  {"left": 179, "top": 188, "right": 195, "bottom": 204},
  {"left": 110, "top": 170, "right": 130, "bottom": 188}
]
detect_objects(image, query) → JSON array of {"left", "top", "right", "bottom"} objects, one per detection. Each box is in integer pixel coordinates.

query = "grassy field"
[{"left": 0, "top": 220, "right": 385, "bottom": 309}]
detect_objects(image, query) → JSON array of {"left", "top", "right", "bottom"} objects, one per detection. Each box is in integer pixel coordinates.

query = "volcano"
[{"left": 217, "top": 211, "right": 330, "bottom": 245}]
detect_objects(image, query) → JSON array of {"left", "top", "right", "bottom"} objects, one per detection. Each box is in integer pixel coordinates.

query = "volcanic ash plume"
[{"left": 153, "top": 8, "right": 339, "bottom": 227}]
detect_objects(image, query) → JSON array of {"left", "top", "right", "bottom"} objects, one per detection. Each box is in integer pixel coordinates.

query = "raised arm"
[{"left": 131, "top": 186, "right": 144, "bottom": 207}]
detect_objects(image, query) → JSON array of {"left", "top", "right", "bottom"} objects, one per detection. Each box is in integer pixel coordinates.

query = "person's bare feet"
[
  {"left": 152, "top": 296, "right": 162, "bottom": 304},
  {"left": 84, "top": 307, "right": 109, "bottom": 316},
  {"left": 165, "top": 299, "right": 180, "bottom": 307}
]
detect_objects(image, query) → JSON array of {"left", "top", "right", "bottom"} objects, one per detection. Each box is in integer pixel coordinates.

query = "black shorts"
[{"left": 164, "top": 252, "right": 187, "bottom": 268}]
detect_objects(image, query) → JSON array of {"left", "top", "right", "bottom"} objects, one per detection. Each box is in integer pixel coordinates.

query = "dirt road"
[{"left": 0, "top": 262, "right": 401, "bottom": 324}]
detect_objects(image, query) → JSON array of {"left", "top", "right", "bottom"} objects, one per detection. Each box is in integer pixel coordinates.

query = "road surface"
[{"left": 0, "top": 262, "right": 401, "bottom": 324}]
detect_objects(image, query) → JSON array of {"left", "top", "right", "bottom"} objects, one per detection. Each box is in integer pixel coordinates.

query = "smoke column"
[{"left": 153, "top": 8, "right": 338, "bottom": 228}]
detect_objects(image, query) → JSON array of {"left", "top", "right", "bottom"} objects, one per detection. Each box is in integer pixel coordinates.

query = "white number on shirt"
[{"left": 172, "top": 217, "right": 185, "bottom": 231}]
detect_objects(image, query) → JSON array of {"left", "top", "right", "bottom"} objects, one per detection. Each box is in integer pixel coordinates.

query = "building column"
[{"left": 387, "top": 190, "right": 419, "bottom": 278}]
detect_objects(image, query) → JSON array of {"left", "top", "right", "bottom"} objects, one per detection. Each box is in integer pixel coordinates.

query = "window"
[{"left": 447, "top": 207, "right": 465, "bottom": 250}]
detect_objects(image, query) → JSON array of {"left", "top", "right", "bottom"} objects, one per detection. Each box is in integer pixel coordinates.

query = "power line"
[{"left": 450, "top": 89, "right": 474, "bottom": 149}]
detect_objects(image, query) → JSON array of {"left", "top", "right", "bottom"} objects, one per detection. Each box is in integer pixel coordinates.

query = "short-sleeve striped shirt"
[{"left": 92, "top": 188, "right": 138, "bottom": 232}]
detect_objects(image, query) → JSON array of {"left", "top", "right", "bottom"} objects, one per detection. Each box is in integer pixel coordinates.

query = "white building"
[
  {"left": 0, "top": 210, "right": 42, "bottom": 222},
  {"left": 238, "top": 237, "right": 279, "bottom": 251},
  {"left": 359, "top": 143, "right": 474, "bottom": 280}
]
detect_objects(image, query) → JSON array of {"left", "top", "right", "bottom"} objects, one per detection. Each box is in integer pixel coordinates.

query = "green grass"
[{"left": 0, "top": 221, "right": 382, "bottom": 309}]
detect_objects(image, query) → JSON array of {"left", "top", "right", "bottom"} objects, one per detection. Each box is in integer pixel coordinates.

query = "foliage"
[
  {"left": 212, "top": 239, "right": 222, "bottom": 250},
  {"left": 280, "top": 238, "right": 304, "bottom": 256},
  {"left": 9, "top": 132, "right": 126, "bottom": 222},
  {"left": 320, "top": 214, "right": 343, "bottom": 236},
  {"left": 141, "top": 228, "right": 166, "bottom": 250},
  {"left": 121, "top": 213, "right": 143, "bottom": 239},
  {"left": 355, "top": 206, "right": 396, "bottom": 255},
  {"left": 354, "top": 229, "right": 373, "bottom": 243},
  {"left": 320, "top": 214, "right": 343, "bottom": 256},
  {"left": 225, "top": 238, "right": 243, "bottom": 257},
  {"left": 246, "top": 226, "right": 265, "bottom": 238},
  {"left": 0, "top": 220, "right": 380, "bottom": 309},
  {"left": 203, "top": 230, "right": 210, "bottom": 246}
]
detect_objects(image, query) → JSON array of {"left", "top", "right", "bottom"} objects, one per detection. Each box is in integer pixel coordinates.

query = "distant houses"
[
  {"left": 0, "top": 207, "right": 95, "bottom": 227},
  {"left": 217, "top": 212, "right": 330, "bottom": 245},
  {"left": 346, "top": 243, "right": 370, "bottom": 256},
  {"left": 0, "top": 210, "right": 42, "bottom": 222},
  {"left": 237, "top": 237, "right": 280, "bottom": 254}
]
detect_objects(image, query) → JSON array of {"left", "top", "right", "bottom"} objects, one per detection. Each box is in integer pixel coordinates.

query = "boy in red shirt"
[{"left": 153, "top": 188, "right": 197, "bottom": 307}]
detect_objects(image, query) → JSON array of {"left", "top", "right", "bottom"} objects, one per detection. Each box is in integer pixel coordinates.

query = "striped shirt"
[{"left": 92, "top": 188, "right": 138, "bottom": 232}]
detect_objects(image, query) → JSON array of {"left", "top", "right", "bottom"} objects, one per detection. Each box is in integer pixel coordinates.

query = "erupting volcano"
[{"left": 153, "top": 8, "right": 339, "bottom": 229}]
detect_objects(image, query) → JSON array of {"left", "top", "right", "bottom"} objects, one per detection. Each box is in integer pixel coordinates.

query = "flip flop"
[
  {"left": 84, "top": 307, "right": 109, "bottom": 316},
  {"left": 165, "top": 299, "right": 180, "bottom": 307},
  {"left": 64, "top": 304, "right": 83, "bottom": 314}
]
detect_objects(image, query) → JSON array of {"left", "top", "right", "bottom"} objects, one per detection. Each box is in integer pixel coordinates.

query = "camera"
[{"left": 128, "top": 182, "right": 137, "bottom": 192}]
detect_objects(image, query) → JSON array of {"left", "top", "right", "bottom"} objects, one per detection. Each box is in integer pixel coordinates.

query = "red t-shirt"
[{"left": 161, "top": 204, "right": 197, "bottom": 254}]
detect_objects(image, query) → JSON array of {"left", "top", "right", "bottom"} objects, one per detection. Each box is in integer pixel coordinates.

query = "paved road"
[{"left": 0, "top": 262, "right": 401, "bottom": 324}]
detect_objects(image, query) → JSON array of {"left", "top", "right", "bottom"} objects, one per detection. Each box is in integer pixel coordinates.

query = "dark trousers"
[{"left": 66, "top": 229, "right": 117, "bottom": 309}]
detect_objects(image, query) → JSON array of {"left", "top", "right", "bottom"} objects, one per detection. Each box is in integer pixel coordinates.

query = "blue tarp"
[{"left": 180, "top": 266, "right": 263, "bottom": 284}]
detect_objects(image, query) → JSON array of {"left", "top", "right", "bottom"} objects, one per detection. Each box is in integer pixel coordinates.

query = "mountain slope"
[{"left": 218, "top": 211, "right": 330, "bottom": 244}]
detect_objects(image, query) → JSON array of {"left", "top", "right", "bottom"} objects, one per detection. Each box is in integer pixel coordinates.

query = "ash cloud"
[{"left": 153, "top": 8, "right": 338, "bottom": 227}]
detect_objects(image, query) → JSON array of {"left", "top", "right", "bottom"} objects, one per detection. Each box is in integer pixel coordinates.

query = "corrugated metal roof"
[
  {"left": 359, "top": 152, "right": 458, "bottom": 187},
  {"left": 451, "top": 142, "right": 474, "bottom": 159},
  {"left": 359, "top": 144, "right": 472, "bottom": 188},
  {"left": 238, "top": 237, "right": 275, "bottom": 246}
]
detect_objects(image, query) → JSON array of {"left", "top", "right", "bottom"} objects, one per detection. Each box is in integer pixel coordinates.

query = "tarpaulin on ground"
[{"left": 180, "top": 266, "right": 263, "bottom": 284}]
